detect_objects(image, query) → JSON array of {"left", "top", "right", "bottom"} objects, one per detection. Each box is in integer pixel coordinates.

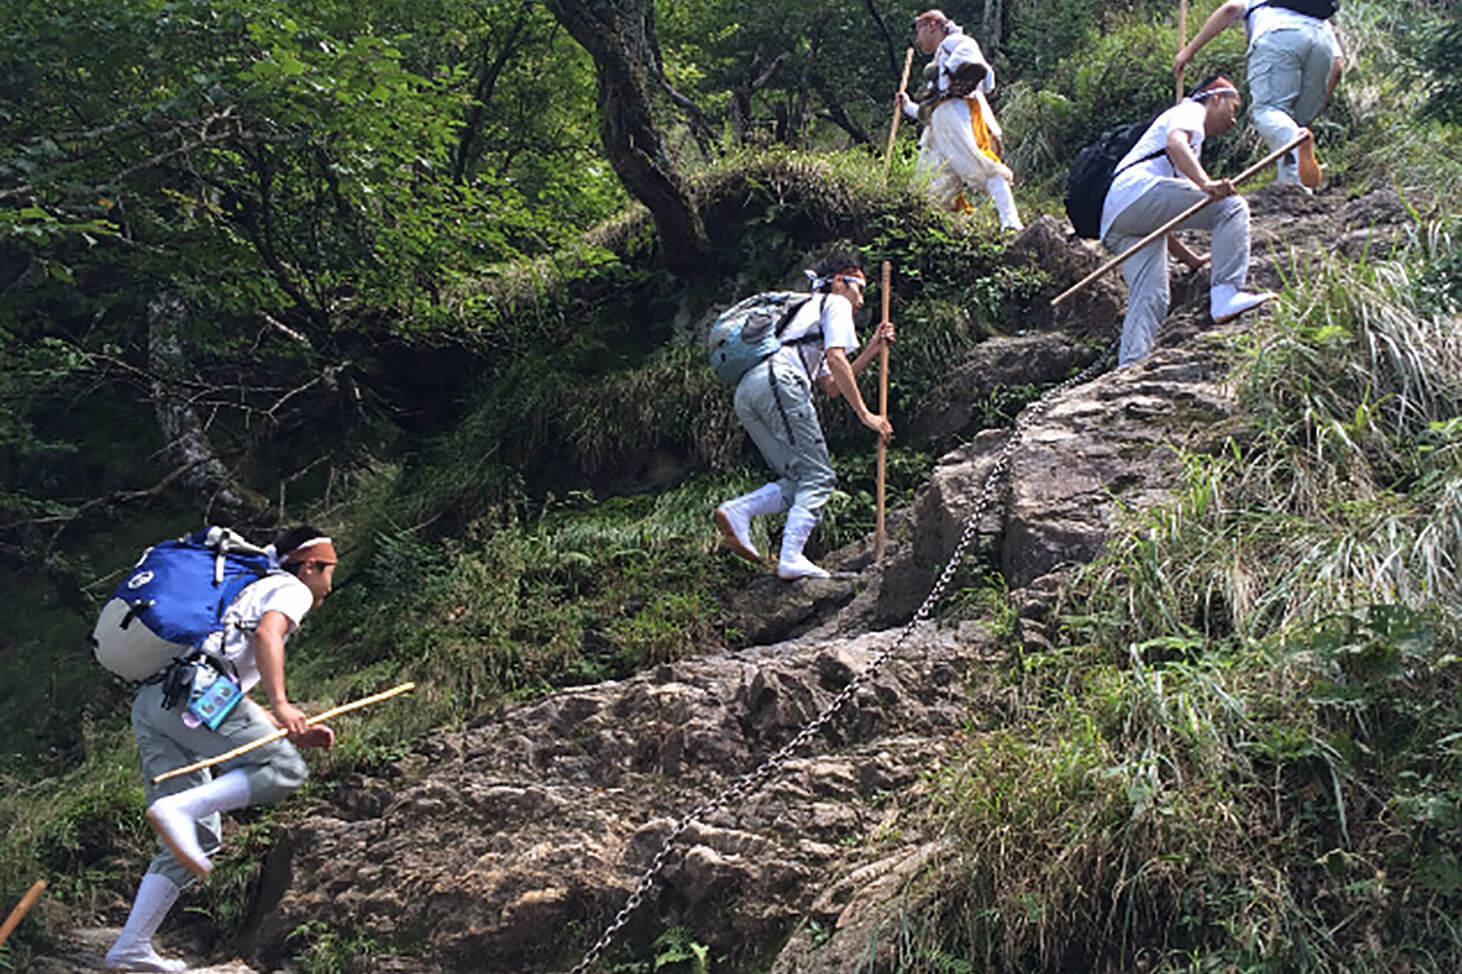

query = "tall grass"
[{"left": 908, "top": 215, "right": 1462, "bottom": 971}]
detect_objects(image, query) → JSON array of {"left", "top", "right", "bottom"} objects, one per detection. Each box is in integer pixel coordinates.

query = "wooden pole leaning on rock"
[
  {"left": 875, "top": 260, "right": 892, "bottom": 561},
  {"left": 1050, "top": 131, "right": 1311, "bottom": 309},
  {"left": 0, "top": 880, "right": 46, "bottom": 951},
  {"left": 884, "top": 47, "right": 916, "bottom": 172},
  {"left": 152, "top": 682, "right": 416, "bottom": 784}
]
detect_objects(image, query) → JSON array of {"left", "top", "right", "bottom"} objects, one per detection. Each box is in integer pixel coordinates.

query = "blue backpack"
[
  {"left": 707, "top": 291, "right": 816, "bottom": 386},
  {"left": 92, "top": 527, "right": 275, "bottom": 681}
]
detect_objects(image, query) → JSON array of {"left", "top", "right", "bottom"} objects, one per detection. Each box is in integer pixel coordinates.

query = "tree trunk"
[
  {"left": 541, "top": 0, "right": 713, "bottom": 278},
  {"left": 147, "top": 293, "right": 254, "bottom": 516},
  {"left": 982, "top": 0, "right": 1004, "bottom": 60}
]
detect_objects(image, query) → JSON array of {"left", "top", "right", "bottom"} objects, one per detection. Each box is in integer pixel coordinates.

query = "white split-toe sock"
[
  {"left": 105, "top": 872, "right": 186, "bottom": 972},
  {"left": 715, "top": 483, "right": 785, "bottom": 563},
  {"left": 1210, "top": 283, "right": 1277, "bottom": 324},
  {"left": 145, "top": 768, "right": 251, "bottom": 882},
  {"left": 778, "top": 506, "right": 830, "bottom": 580}
]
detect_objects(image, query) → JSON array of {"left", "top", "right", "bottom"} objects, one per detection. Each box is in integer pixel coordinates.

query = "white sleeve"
[
  {"left": 820, "top": 295, "right": 859, "bottom": 355},
  {"left": 256, "top": 575, "right": 313, "bottom": 631}
]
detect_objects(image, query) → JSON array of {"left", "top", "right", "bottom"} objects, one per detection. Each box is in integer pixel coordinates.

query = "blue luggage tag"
[{"left": 185, "top": 662, "right": 243, "bottom": 730}]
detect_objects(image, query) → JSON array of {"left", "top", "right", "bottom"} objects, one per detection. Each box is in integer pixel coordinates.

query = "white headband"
[
  {"left": 804, "top": 269, "right": 830, "bottom": 291},
  {"left": 283, "top": 536, "right": 334, "bottom": 562},
  {"left": 1192, "top": 85, "right": 1239, "bottom": 101}
]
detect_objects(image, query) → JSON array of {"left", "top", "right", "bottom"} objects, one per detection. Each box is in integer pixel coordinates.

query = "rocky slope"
[{"left": 38, "top": 182, "right": 1412, "bottom": 973}]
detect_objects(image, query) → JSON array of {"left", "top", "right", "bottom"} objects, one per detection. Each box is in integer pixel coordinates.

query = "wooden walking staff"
[
  {"left": 1050, "top": 131, "right": 1312, "bottom": 308},
  {"left": 152, "top": 682, "right": 416, "bottom": 784},
  {"left": 0, "top": 880, "right": 47, "bottom": 950},
  {"left": 884, "top": 47, "right": 916, "bottom": 172},
  {"left": 1176, "top": 0, "right": 1189, "bottom": 103},
  {"left": 875, "top": 260, "right": 892, "bottom": 560}
]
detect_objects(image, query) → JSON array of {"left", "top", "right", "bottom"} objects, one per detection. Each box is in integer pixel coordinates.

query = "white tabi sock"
[
  {"left": 105, "top": 872, "right": 186, "bottom": 972},
  {"left": 778, "top": 506, "right": 830, "bottom": 580},
  {"left": 146, "top": 768, "right": 252, "bottom": 881},
  {"left": 715, "top": 482, "right": 785, "bottom": 562},
  {"left": 986, "top": 175, "right": 1024, "bottom": 230}
]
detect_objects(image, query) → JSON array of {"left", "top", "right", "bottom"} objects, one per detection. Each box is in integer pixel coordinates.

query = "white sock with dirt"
[
  {"left": 715, "top": 482, "right": 785, "bottom": 561},
  {"left": 146, "top": 768, "right": 251, "bottom": 880},
  {"left": 986, "top": 175, "right": 1024, "bottom": 230},
  {"left": 105, "top": 872, "right": 185, "bottom": 972},
  {"left": 778, "top": 506, "right": 830, "bottom": 580}
]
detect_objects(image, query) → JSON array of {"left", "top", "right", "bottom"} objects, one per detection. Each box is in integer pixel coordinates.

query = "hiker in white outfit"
[
  {"left": 104, "top": 527, "right": 337, "bottom": 972},
  {"left": 896, "top": 8, "right": 1023, "bottom": 230},
  {"left": 716, "top": 254, "right": 894, "bottom": 580},
  {"left": 1101, "top": 75, "right": 1277, "bottom": 367},
  {"left": 1174, "top": 0, "right": 1340, "bottom": 189}
]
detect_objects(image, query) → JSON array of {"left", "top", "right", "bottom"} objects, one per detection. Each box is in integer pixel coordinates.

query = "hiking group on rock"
[
  {"left": 716, "top": 1, "right": 1341, "bottom": 575},
  {"left": 83, "top": 5, "right": 1348, "bottom": 972}
]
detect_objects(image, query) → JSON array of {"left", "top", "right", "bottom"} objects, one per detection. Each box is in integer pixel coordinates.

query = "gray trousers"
[
  {"left": 1104, "top": 179, "right": 1250, "bottom": 366},
  {"left": 132, "top": 680, "right": 308, "bottom": 887},
  {"left": 733, "top": 359, "right": 836, "bottom": 513},
  {"left": 1249, "top": 22, "right": 1338, "bottom": 183}
]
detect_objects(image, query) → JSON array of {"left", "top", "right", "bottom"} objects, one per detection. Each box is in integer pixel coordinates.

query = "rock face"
[{"left": 254, "top": 626, "right": 1002, "bottom": 973}]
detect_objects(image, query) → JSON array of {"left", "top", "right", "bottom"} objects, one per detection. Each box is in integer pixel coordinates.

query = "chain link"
[{"left": 566, "top": 347, "right": 1114, "bottom": 973}]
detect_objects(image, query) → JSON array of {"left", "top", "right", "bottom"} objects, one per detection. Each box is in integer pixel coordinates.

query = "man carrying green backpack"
[{"left": 710, "top": 254, "right": 894, "bottom": 580}]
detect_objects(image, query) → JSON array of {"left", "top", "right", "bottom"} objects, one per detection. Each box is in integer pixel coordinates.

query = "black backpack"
[
  {"left": 1063, "top": 120, "right": 1167, "bottom": 239},
  {"left": 1248, "top": 0, "right": 1338, "bottom": 19}
]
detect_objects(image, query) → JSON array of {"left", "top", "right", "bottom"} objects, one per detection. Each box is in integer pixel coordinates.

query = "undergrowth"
[{"left": 906, "top": 222, "right": 1462, "bottom": 971}]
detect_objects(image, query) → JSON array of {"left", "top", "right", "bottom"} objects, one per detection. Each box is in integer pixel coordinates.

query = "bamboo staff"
[
  {"left": 1176, "top": 0, "right": 1189, "bottom": 103},
  {"left": 875, "top": 260, "right": 892, "bottom": 561},
  {"left": 884, "top": 47, "right": 916, "bottom": 172},
  {"left": 0, "top": 880, "right": 46, "bottom": 951},
  {"left": 1051, "top": 131, "right": 1311, "bottom": 308},
  {"left": 152, "top": 682, "right": 416, "bottom": 784}
]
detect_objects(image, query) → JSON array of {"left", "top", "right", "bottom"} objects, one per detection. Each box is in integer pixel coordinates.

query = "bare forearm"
[{"left": 827, "top": 351, "right": 874, "bottom": 420}]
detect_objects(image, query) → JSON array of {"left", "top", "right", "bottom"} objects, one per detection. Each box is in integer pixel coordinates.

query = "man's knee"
[{"left": 244, "top": 744, "right": 309, "bottom": 804}]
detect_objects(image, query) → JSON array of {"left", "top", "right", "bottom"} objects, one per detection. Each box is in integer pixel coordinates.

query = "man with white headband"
[
  {"left": 1100, "top": 75, "right": 1277, "bottom": 367},
  {"left": 106, "top": 525, "right": 337, "bottom": 972},
  {"left": 715, "top": 253, "right": 894, "bottom": 580}
]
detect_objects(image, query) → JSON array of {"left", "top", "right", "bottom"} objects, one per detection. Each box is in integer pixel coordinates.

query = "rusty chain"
[{"left": 566, "top": 346, "right": 1115, "bottom": 973}]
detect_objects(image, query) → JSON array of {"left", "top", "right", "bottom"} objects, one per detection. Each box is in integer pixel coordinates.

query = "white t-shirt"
[
  {"left": 772, "top": 292, "right": 859, "bottom": 383},
  {"left": 200, "top": 572, "right": 314, "bottom": 692},
  {"left": 1100, "top": 100, "right": 1207, "bottom": 240},
  {"left": 1245, "top": 0, "right": 1339, "bottom": 47}
]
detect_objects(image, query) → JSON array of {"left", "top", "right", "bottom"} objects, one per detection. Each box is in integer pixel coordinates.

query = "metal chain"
[{"left": 566, "top": 347, "right": 1115, "bottom": 973}]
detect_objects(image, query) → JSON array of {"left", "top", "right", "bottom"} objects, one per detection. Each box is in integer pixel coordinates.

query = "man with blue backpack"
[
  {"left": 95, "top": 525, "right": 336, "bottom": 972},
  {"left": 709, "top": 253, "right": 894, "bottom": 580},
  {"left": 1174, "top": 0, "right": 1342, "bottom": 190}
]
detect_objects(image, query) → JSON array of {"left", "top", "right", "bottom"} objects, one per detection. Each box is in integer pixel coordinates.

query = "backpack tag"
[
  {"left": 183, "top": 661, "right": 243, "bottom": 730},
  {"left": 707, "top": 291, "right": 812, "bottom": 386}
]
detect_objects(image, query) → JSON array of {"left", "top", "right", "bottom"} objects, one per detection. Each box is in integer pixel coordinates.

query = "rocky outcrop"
[
  {"left": 253, "top": 625, "right": 1005, "bottom": 973},
  {"left": 874, "top": 337, "right": 1237, "bottom": 621}
]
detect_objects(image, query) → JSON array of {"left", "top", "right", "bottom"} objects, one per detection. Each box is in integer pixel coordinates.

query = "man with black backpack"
[
  {"left": 1100, "top": 76, "right": 1277, "bottom": 367},
  {"left": 1174, "top": 0, "right": 1342, "bottom": 190},
  {"left": 714, "top": 254, "right": 894, "bottom": 580},
  {"left": 102, "top": 526, "right": 336, "bottom": 972}
]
